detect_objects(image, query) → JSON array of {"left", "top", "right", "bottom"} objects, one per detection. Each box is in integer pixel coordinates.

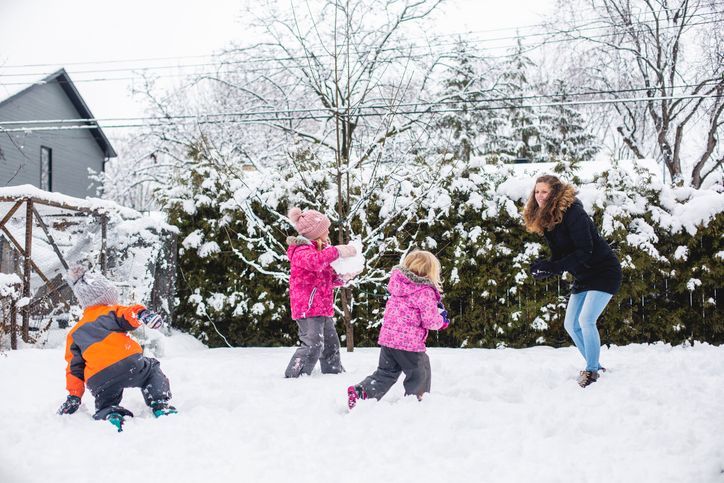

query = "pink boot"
[{"left": 347, "top": 385, "right": 366, "bottom": 410}]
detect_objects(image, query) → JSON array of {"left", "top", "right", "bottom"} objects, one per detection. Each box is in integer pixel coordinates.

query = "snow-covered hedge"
[{"left": 166, "top": 158, "right": 723, "bottom": 348}]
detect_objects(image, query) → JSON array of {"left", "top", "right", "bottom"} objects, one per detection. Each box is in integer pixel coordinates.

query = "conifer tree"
[
  {"left": 497, "top": 37, "right": 542, "bottom": 163},
  {"left": 541, "top": 79, "right": 599, "bottom": 165},
  {"left": 435, "top": 39, "right": 486, "bottom": 162}
]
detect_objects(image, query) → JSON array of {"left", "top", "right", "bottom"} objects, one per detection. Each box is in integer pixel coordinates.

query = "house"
[{"left": 0, "top": 68, "right": 116, "bottom": 198}]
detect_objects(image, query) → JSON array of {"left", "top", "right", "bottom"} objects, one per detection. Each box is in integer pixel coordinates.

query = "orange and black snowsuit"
[
  {"left": 64, "top": 303, "right": 171, "bottom": 420},
  {"left": 64, "top": 304, "right": 146, "bottom": 398}
]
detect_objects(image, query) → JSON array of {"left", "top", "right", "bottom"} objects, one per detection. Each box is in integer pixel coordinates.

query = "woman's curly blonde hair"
[{"left": 523, "top": 175, "right": 577, "bottom": 234}]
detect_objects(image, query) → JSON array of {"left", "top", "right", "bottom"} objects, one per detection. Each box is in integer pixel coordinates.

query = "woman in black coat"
[{"left": 523, "top": 175, "right": 622, "bottom": 388}]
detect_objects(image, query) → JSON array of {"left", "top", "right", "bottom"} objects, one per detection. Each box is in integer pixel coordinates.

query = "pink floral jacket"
[
  {"left": 287, "top": 236, "right": 343, "bottom": 320},
  {"left": 378, "top": 266, "right": 446, "bottom": 352}
]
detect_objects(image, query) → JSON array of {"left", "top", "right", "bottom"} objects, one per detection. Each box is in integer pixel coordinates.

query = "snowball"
[{"left": 330, "top": 239, "right": 365, "bottom": 274}]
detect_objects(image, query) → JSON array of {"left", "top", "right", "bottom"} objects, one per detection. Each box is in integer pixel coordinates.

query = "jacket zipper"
[
  {"left": 301, "top": 288, "right": 317, "bottom": 319},
  {"left": 307, "top": 287, "right": 317, "bottom": 313}
]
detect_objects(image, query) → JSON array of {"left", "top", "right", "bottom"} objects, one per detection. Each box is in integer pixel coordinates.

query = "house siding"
[{"left": 0, "top": 80, "right": 105, "bottom": 198}]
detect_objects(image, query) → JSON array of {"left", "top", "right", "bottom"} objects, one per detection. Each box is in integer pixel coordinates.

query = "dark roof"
[{"left": 0, "top": 68, "right": 117, "bottom": 158}]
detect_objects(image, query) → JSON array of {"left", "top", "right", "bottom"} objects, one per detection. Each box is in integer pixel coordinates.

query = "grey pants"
[
  {"left": 358, "top": 346, "right": 431, "bottom": 400},
  {"left": 285, "top": 316, "right": 344, "bottom": 377},
  {"left": 91, "top": 357, "right": 171, "bottom": 420}
]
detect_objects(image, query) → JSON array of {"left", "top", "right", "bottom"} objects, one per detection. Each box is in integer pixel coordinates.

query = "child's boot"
[
  {"left": 97, "top": 406, "right": 133, "bottom": 432},
  {"left": 347, "top": 385, "right": 366, "bottom": 410},
  {"left": 106, "top": 412, "right": 126, "bottom": 432},
  {"left": 151, "top": 400, "right": 178, "bottom": 417}
]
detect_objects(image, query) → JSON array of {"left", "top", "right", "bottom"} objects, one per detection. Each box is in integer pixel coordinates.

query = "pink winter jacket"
[
  {"left": 287, "top": 236, "right": 344, "bottom": 320},
  {"left": 378, "top": 267, "right": 446, "bottom": 352}
]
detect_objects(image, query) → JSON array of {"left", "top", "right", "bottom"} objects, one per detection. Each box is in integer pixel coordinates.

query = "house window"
[{"left": 40, "top": 146, "right": 52, "bottom": 191}]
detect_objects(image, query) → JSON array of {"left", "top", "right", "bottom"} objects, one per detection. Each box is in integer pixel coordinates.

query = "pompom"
[
  {"left": 288, "top": 207, "right": 303, "bottom": 223},
  {"left": 67, "top": 265, "right": 86, "bottom": 285}
]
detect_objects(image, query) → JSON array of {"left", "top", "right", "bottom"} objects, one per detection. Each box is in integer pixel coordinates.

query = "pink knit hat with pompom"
[{"left": 288, "top": 207, "right": 331, "bottom": 241}]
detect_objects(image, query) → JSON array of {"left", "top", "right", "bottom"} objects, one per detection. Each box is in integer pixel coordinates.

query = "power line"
[
  {"left": 1, "top": 80, "right": 719, "bottom": 127},
  {"left": 4, "top": 0, "right": 721, "bottom": 74},
  {"left": 0, "top": 14, "right": 718, "bottom": 89},
  {"left": 0, "top": 93, "right": 719, "bottom": 132},
  {"left": 0, "top": 4, "right": 681, "bottom": 70},
  {"left": 0, "top": 10, "right": 720, "bottom": 83},
  {"left": 0, "top": 53, "right": 220, "bottom": 70}
]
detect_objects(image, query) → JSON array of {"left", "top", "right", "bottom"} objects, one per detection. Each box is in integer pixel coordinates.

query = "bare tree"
[
  {"left": 556, "top": 0, "right": 723, "bottom": 187},
  {"left": 136, "top": 0, "right": 449, "bottom": 350},
  {"left": 240, "top": 0, "right": 446, "bottom": 349},
  {"left": 92, "top": 131, "right": 175, "bottom": 212},
  {"left": 217, "top": 0, "right": 446, "bottom": 350}
]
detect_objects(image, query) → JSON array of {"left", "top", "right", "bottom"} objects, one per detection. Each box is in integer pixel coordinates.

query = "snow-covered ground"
[{"left": 1, "top": 334, "right": 723, "bottom": 483}]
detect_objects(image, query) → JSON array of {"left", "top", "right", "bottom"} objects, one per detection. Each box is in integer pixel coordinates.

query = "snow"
[
  {"left": 0, "top": 273, "right": 21, "bottom": 298},
  {"left": 197, "top": 241, "right": 221, "bottom": 258},
  {"left": 0, "top": 184, "right": 137, "bottom": 221},
  {"left": 330, "top": 239, "right": 365, "bottom": 274},
  {"left": 674, "top": 246, "right": 689, "bottom": 261},
  {"left": 492, "top": 158, "right": 663, "bottom": 203},
  {"left": 0, "top": 185, "right": 176, "bottom": 313},
  {"left": 181, "top": 229, "right": 204, "bottom": 250},
  {"left": 1, "top": 335, "right": 723, "bottom": 483}
]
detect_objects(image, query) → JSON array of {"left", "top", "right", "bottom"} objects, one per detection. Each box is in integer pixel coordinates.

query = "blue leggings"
[{"left": 563, "top": 290, "right": 613, "bottom": 372}]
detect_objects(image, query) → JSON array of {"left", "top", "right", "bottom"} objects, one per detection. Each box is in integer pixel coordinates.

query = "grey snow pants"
[
  {"left": 358, "top": 346, "right": 431, "bottom": 400},
  {"left": 91, "top": 357, "right": 171, "bottom": 420},
  {"left": 285, "top": 316, "right": 344, "bottom": 378}
]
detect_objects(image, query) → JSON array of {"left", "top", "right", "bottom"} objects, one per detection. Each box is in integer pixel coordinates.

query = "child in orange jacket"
[{"left": 57, "top": 266, "right": 176, "bottom": 431}]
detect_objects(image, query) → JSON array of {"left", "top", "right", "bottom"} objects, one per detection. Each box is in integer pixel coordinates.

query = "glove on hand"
[
  {"left": 335, "top": 244, "right": 357, "bottom": 258},
  {"left": 138, "top": 310, "right": 164, "bottom": 329},
  {"left": 530, "top": 259, "right": 558, "bottom": 280},
  {"left": 437, "top": 302, "right": 450, "bottom": 325},
  {"left": 57, "top": 395, "right": 81, "bottom": 415}
]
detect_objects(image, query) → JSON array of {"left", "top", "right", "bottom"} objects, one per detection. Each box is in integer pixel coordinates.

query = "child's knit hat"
[
  {"left": 288, "top": 207, "right": 331, "bottom": 241},
  {"left": 67, "top": 265, "right": 119, "bottom": 308}
]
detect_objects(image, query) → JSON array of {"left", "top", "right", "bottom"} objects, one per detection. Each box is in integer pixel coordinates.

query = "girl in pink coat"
[
  {"left": 284, "top": 207, "right": 357, "bottom": 378},
  {"left": 347, "top": 250, "right": 450, "bottom": 409}
]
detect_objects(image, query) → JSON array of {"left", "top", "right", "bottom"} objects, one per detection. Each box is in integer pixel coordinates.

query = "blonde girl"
[{"left": 347, "top": 250, "right": 449, "bottom": 409}]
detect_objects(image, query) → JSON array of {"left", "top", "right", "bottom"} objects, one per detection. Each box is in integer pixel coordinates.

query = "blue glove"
[
  {"left": 138, "top": 310, "right": 163, "bottom": 329},
  {"left": 530, "top": 259, "right": 558, "bottom": 280},
  {"left": 437, "top": 302, "right": 450, "bottom": 324},
  {"left": 57, "top": 395, "right": 81, "bottom": 415}
]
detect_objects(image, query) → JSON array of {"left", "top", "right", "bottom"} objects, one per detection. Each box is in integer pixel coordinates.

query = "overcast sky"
[{"left": 0, "top": 0, "right": 555, "bottom": 136}]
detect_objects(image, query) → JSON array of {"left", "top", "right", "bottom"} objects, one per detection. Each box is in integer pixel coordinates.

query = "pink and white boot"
[{"left": 347, "top": 385, "right": 367, "bottom": 410}]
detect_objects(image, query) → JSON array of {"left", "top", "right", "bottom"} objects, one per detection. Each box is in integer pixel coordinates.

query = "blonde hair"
[{"left": 402, "top": 250, "right": 442, "bottom": 290}]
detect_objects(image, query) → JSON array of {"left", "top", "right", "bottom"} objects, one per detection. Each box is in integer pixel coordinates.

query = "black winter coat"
[{"left": 543, "top": 199, "right": 622, "bottom": 295}]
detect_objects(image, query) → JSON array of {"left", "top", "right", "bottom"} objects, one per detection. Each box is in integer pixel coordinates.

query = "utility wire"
[
  {"left": 0, "top": 80, "right": 719, "bottom": 127},
  {"left": 0, "top": 11, "right": 720, "bottom": 82},
  {"left": 0, "top": 14, "right": 718, "bottom": 88},
  {"left": 0, "top": 7, "right": 622, "bottom": 70},
  {"left": 0, "top": 93, "right": 719, "bottom": 132},
  {"left": 0, "top": 8, "right": 677, "bottom": 69}
]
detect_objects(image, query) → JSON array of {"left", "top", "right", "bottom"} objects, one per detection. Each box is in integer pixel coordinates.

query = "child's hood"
[
  {"left": 387, "top": 266, "right": 440, "bottom": 299},
  {"left": 286, "top": 235, "right": 312, "bottom": 257},
  {"left": 286, "top": 235, "right": 313, "bottom": 247}
]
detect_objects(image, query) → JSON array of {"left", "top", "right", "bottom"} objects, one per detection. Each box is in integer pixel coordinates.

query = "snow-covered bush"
[{"left": 165, "top": 154, "right": 723, "bottom": 348}]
